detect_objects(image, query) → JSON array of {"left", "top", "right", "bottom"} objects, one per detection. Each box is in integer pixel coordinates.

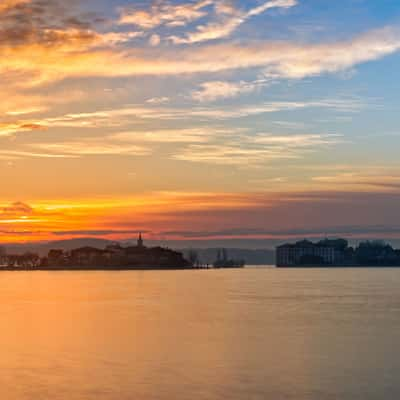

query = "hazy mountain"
[
  {"left": 180, "top": 248, "right": 275, "bottom": 266},
  {"left": 3, "top": 238, "right": 115, "bottom": 257}
]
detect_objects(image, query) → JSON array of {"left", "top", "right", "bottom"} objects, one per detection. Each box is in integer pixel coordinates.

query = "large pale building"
[{"left": 276, "top": 240, "right": 337, "bottom": 267}]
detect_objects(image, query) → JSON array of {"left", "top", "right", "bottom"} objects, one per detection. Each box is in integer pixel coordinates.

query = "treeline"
[
  {"left": 352, "top": 240, "right": 400, "bottom": 266},
  {"left": 0, "top": 247, "right": 41, "bottom": 268}
]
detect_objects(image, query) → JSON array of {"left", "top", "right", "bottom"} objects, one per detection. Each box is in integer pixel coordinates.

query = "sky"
[{"left": 1, "top": 0, "right": 400, "bottom": 245}]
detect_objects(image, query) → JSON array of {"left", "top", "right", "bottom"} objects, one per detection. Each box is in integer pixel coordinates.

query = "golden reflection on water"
[{"left": 1, "top": 268, "right": 400, "bottom": 400}]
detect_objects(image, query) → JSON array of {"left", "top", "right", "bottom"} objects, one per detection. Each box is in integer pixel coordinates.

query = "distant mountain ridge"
[
  {"left": 180, "top": 248, "right": 275, "bottom": 265},
  {"left": 3, "top": 238, "right": 116, "bottom": 257}
]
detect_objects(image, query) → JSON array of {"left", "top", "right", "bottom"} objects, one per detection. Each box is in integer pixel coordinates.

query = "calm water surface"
[{"left": 1, "top": 267, "right": 400, "bottom": 400}]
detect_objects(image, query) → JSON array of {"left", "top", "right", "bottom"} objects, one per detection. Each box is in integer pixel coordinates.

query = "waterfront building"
[{"left": 276, "top": 240, "right": 336, "bottom": 267}]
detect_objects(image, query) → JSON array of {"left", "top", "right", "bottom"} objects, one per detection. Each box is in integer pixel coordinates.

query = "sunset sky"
[{"left": 1, "top": 0, "right": 400, "bottom": 244}]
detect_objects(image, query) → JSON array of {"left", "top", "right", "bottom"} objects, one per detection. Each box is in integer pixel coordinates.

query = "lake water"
[{"left": 1, "top": 267, "right": 400, "bottom": 400}]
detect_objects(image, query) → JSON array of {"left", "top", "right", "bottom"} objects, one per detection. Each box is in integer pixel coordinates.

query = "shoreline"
[
  {"left": 277, "top": 265, "right": 400, "bottom": 268},
  {"left": 0, "top": 266, "right": 245, "bottom": 271},
  {"left": 2, "top": 265, "right": 400, "bottom": 271}
]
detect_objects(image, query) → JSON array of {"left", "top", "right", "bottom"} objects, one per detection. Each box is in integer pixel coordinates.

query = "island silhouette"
[
  {"left": 0, "top": 234, "right": 245, "bottom": 270},
  {"left": 0, "top": 234, "right": 191, "bottom": 270},
  {"left": 277, "top": 239, "right": 400, "bottom": 267}
]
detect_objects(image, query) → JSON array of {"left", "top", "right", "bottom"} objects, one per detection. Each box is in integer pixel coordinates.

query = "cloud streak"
[
  {"left": 0, "top": 0, "right": 31, "bottom": 14},
  {"left": 119, "top": 0, "right": 213, "bottom": 29},
  {"left": 173, "top": 132, "right": 342, "bottom": 165},
  {"left": 170, "top": 0, "right": 297, "bottom": 44},
  {"left": 1, "top": 25, "right": 399, "bottom": 88},
  {"left": 6, "top": 97, "right": 364, "bottom": 133},
  {"left": 191, "top": 79, "right": 268, "bottom": 102}
]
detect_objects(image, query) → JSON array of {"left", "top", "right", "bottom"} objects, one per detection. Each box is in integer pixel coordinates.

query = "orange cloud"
[
  {"left": 0, "top": 23, "right": 399, "bottom": 87},
  {"left": 0, "top": 0, "right": 31, "bottom": 14},
  {"left": 0, "top": 0, "right": 398, "bottom": 90},
  {"left": 2, "top": 188, "right": 400, "bottom": 243},
  {"left": 1, "top": 201, "right": 33, "bottom": 217},
  {"left": 119, "top": 0, "right": 213, "bottom": 29},
  {"left": 0, "top": 192, "right": 273, "bottom": 242},
  {"left": 0, "top": 121, "right": 46, "bottom": 137}
]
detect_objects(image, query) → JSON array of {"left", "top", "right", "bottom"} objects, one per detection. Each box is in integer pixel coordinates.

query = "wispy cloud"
[
  {"left": 173, "top": 132, "right": 342, "bottom": 165},
  {"left": 311, "top": 172, "right": 400, "bottom": 191},
  {"left": 0, "top": 0, "right": 395, "bottom": 96},
  {"left": 0, "top": 150, "right": 75, "bottom": 159},
  {"left": 96, "top": 31, "right": 144, "bottom": 46},
  {"left": 0, "top": 122, "right": 46, "bottom": 137},
  {"left": 149, "top": 33, "right": 161, "bottom": 46},
  {"left": 191, "top": 79, "right": 268, "bottom": 102},
  {"left": 27, "top": 140, "right": 151, "bottom": 158},
  {"left": 146, "top": 96, "right": 170, "bottom": 104},
  {"left": 0, "top": 97, "right": 365, "bottom": 141},
  {"left": 170, "top": 0, "right": 297, "bottom": 44},
  {"left": 0, "top": 1, "right": 398, "bottom": 90},
  {"left": 111, "top": 128, "right": 224, "bottom": 143},
  {"left": 1, "top": 127, "right": 233, "bottom": 160},
  {"left": 119, "top": 0, "right": 213, "bottom": 29},
  {"left": 5, "top": 106, "right": 48, "bottom": 116},
  {"left": 0, "top": 98, "right": 368, "bottom": 144},
  {"left": 0, "top": 121, "right": 342, "bottom": 166},
  {"left": 1, "top": 201, "right": 33, "bottom": 217},
  {"left": 0, "top": 0, "right": 30, "bottom": 14},
  {"left": 183, "top": 97, "right": 367, "bottom": 119}
]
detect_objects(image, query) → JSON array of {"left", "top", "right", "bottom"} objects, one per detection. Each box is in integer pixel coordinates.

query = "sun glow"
[{"left": 0, "top": 192, "right": 271, "bottom": 243}]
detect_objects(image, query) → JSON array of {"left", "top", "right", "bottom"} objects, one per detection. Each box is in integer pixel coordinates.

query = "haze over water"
[{"left": 1, "top": 268, "right": 399, "bottom": 400}]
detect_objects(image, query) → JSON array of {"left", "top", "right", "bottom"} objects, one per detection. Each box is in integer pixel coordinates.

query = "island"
[
  {"left": 276, "top": 238, "right": 400, "bottom": 267},
  {"left": 0, "top": 234, "right": 192, "bottom": 270}
]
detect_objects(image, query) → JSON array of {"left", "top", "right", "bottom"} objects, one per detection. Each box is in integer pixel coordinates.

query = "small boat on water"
[{"left": 213, "top": 249, "right": 245, "bottom": 268}]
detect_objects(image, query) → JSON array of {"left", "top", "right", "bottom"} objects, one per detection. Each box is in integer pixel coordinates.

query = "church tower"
[{"left": 137, "top": 232, "right": 144, "bottom": 248}]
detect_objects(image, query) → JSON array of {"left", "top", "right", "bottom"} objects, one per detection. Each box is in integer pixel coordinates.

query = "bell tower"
[{"left": 137, "top": 232, "right": 144, "bottom": 248}]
